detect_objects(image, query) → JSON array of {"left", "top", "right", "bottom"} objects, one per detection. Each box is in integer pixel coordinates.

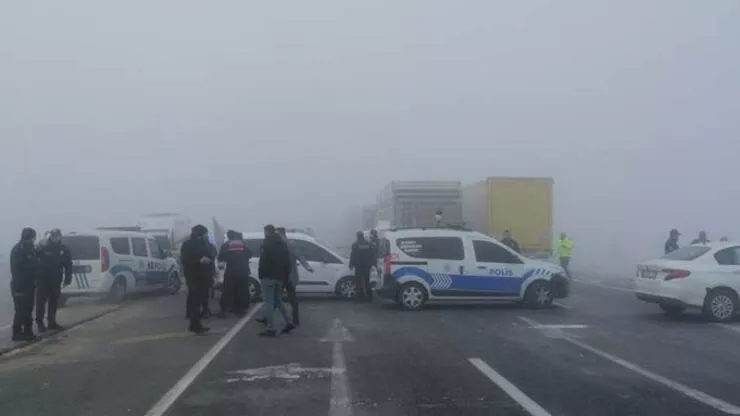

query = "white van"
[
  {"left": 60, "top": 229, "right": 183, "bottom": 304},
  {"left": 215, "top": 231, "right": 379, "bottom": 300}
]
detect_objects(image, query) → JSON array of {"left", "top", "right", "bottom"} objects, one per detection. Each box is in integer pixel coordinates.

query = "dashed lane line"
[
  {"left": 553, "top": 301, "right": 572, "bottom": 310},
  {"left": 144, "top": 302, "right": 263, "bottom": 416},
  {"left": 469, "top": 358, "right": 553, "bottom": 416},
  {"left": 112, "top": 328, "right": 229, "bottom": 345},
  {"left": 571, "top": 278, "right": 633, "bottom": 293}
]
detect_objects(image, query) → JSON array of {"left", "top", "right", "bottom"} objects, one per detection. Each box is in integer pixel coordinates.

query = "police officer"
[
  {"left": 180, "top": 225, "right": 214, "bottom": 334},
  {"left": 35, "top": 229, "right": 72, "bottom": 332},
  {"left": 10, "top": 228, "right": 39, "bottom": 341},
  {"left": 501, "top": 230, "right": 521, "bottom": 253},
  {"left": 217, "top": 230, "right": 252, "bottom": 318},
  {"left": 350, "top": 231, "right": 374, "bottom": 301}
]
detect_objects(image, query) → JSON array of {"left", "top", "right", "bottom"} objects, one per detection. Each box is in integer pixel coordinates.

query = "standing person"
[
  {"left": 350, "top": 231, "right": 374, "bottom": 301},
  {"left": 35, "top": 229, "right": 72, "bottom": 332},
  {"left": 201, "top": 240, "right": 217, "bottom": 319},
  {"left": 276, "top": 227, "right": 313, "bottom": 326},
  {"left": 10, "top": 228, "right": 39, "bottom": 341},
  {"left": 217, "top": 230, "right": 252, "bottom": 318},
  {"left": 501, "top": 230, "right": 521, "bottom": 254},
  {"left": 180, "top": 225, "right": 214, "bottom": 335},
  {"left": 692, "top": 231, "right": 710, "bottom": 245},
  {"left": 556, "top": 232, "right": 574, "bottom": 279},
  {"left": 368, "top": 229, "right": 380, "bottom": 273},
  {"left": 664, "top": 229, "right": 681, "bottom": 255},
  {"left": 256, "top": 224, "right": 295, "bottom": 337}
]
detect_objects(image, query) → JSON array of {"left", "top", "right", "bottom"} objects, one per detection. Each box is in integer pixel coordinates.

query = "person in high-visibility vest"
[{"left": 557, "top": 233, "right": 573, "bottom": 278}]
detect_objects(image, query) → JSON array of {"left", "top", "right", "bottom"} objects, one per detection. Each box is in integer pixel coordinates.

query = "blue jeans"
[{"left": 260, "top": 278, "right": 291, "bottom": 330}]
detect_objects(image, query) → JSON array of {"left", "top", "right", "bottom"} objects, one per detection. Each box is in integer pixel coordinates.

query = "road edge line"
[
  {"left": 468, "top": 357, "right": 553, "bottom": 416},
  {"left": 562, "top": 335, "right": 740, "bottom": 415},
  {"left": 0, "top": 305, "right": 122, "bottom": 358},
  {"left": 144, "top": 302, "right": 264, "bottom": 416}
]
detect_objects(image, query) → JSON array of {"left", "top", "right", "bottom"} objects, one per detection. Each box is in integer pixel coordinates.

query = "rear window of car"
[
  {"left": 62, "top": 236, "right": 101, "bottom": 260},
  {"left": 395, "top": 236, "right": 465, "bottom": 260},
  {"left": 661, "top": 246, "right": 711, "bottom": 261}
]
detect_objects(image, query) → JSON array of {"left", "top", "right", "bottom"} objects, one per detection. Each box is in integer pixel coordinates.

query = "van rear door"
[{"left": 61, "top": 235, "right": 102, "bottom": 293}]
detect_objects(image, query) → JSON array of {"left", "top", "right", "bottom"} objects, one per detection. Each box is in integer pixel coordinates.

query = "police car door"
[
  {"left": 147, "top": 237, "right": 169, "bottom": 288},
  {"left": 467, "top": 238, "right": 526, "bottom": 297},
  {"left": 130, "top": 237, "right": 151, "bottom": 290}
]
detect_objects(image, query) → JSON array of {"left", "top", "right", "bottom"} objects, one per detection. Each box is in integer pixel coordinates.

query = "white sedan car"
[
  {"left": 215, "top": 231, "right": 378, "bottom": 300},
  {"left": 635, "top": 242, "right": 740, "bottom": 322}
]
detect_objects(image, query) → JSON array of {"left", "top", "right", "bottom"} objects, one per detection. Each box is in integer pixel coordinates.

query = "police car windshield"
[
  {"left": 661, "top": 246, "right": 711, "bottom": 261},
  {"left": 62, "top": 236, "right": 100, "bottom": 260}
]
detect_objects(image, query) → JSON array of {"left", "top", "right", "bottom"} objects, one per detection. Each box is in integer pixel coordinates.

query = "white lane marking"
[
  {"left": 518, "top": 316, "right": 539, "bottom": 327},
  {"left": 553, "top": 301, "right": 572, "bottom": 310},
  {"left": 714, "top": 324, "right": 740, "bottom": 336},
  {"left": 144, "top": 302, "right": 263, "bottom": 416},
  {"left": 469, "top": 358, "right": 553, "bottom": 416},
  {"left": 572, "top": 278, "right": 633, "bottom": 293},
  {"left": 533, "top": 324, "right": 588, "bottom": 329},
  {"left": 563, "top": 336, "right": 740, "bottom": 415},
  {"left": 321, "top": 318, "right": 354, "bottom": 416},
  {"left": 224, "top": 363, "right": 343, "bottom": 383}
]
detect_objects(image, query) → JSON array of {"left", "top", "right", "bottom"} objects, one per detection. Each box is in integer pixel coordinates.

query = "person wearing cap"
[
  {"left": 665, "top": 229, "right": 681, "bottom": 255},
  {"left": 350, "top": 231, "right": 375, "bottom": 301},
  {"left": 35, "top": 229, "right": 73, "bottom": 332},
  {"left": 180, "top": 225, "right": 214, "bottom": 334},
  {"left": 10, "top": 228, "right": 40, "bottom": 341},
  {"left": 274, "top": 226, "right": 313, "bottom": 326},
  {"left": 217, "top": 230, "right": 252, "bottom": 318}
]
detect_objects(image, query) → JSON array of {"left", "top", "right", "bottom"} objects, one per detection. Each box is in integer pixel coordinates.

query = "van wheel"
[
  {"left": 524, "top": 281, "right": 553, "bottom": 309},
  {"left": 167, "top": 272, "right": 182, "bottom": 295},
  {"left": 248, "top": 277, "right": 262, "bottom": 302},
  {"left": 336, "top": 276, "right": 358, "bottom": 300},
  {"left": 397, "top": 282, "right": 427, "bottom": 311},
  {"left": 703, "top": 289, "right": 738, "bottom": 322},
  {"left": 108, "top": 276, "right": 127, "bottom": 304}
]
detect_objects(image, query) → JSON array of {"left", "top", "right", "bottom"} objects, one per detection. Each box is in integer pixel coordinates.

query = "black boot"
[
  {"left": 11, "top": 327, "right": 25, "bottom": 342},
  {"left": 22, "top": 326, "right": 37, "bottom": 341},
  {"left": 48, "top": 322, "right": 63, "bottom": 331},
  {"left": 36, "top": 321, "right": 47, "bottom": 333}
]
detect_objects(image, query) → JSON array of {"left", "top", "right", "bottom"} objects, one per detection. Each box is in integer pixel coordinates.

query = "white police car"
[{"left": 375, "top": 227, "right": 569, "bottom": 310}]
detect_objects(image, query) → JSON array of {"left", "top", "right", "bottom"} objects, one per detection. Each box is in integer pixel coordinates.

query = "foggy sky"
[{"left": 1, "top": 0, "right": 739, "bottom": 270}]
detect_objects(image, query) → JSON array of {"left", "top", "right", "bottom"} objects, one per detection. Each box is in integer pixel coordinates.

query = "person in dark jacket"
[
  {"left": 10, "top": 228, "right": 39, "bottom": 341},
  {"left": 276, "top": 227, "right": 313, "bottom": 326},
  {"left": 217, "top": 230, "right": 252, "bottom": 317},
  {"left": 501, "top": 230, "right": 521, "bottom": 254},
  {"left": 180, "top": 225, "right": 214, "bottom": 334},
  {"left": 692, "top": 231, "right": 710, "bottom": 245},
  {"left": 35, "top": 229, "right": 72, "bottom": 332},
  {"left": 665, "top": 229, "right": 680, "bottom": 254},
  {"left": 350, "top": 231, "right": 374, "bottom": 301},
  {"left": 256, "top": 224, "right": 295, "bottom": 337}
]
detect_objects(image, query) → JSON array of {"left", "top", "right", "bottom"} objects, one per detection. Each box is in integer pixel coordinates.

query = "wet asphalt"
[{"left": 0, "top": 272, "right": 739, "bottom": 416}]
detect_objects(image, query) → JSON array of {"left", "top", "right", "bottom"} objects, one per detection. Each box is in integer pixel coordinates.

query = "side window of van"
[
  {"left": 131, "top": 237, "right": 148, "bottom": 257},
  {"left": 110, "top": 237, "right": 131, "bottom": 255},
  {"left": 148, "top": 239, "right": 164, "bottom": 259},
  {"left": 396, "top": 237, "right": 465, "bottom": 260}
]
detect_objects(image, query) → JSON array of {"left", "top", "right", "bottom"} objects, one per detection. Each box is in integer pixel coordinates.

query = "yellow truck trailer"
[{"left": 462, "top": 177, "right": 554, "bottom": 259}]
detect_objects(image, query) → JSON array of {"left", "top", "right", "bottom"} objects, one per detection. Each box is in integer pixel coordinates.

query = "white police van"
[
  {"left": 60, "top": 229, "right": 182, "bottom": 304},
  {"left": 215, "top": 231, "right": 376, "bottom": 300},
  {"left": 375, "top": 227, "right": 569, "bottom": 310}
]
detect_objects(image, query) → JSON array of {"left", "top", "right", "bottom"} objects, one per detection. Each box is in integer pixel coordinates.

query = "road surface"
[{"left": 0, "top": 273, "right": 739, "bottom": 416}]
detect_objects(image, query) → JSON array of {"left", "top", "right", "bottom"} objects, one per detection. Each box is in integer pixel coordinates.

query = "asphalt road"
[{"left": 1, "top": 273, "right": 740, "bottom": 416}]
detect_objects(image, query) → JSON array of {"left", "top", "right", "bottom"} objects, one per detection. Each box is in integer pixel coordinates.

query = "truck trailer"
[
  {"left": 376, "top": 181, "right": 463, "bottom": 228},
  {"left": 462, "top": 177, "right": 554, "bottom": 259}
]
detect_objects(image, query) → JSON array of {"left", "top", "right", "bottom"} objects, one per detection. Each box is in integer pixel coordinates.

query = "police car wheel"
[
  {"left": 336, "top": 276, "right": 358, "bottom": 300},
  {"left": 398, "top": 282, "right": 427, "bottom": 311},
  {"left": 248, "top": 278, "right": 262, "bottom": 301},
  {"left": 108, "top": 277, "right": 127, "bottom": 303},
  {"left": 524, "top": 281, "right": 553, "bottom": 309},
  {"left": 167, "top": 272, "right": 182, "bottom": 295}
]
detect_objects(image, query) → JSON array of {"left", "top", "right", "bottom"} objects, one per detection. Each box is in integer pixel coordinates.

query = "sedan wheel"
[
  {"left": 705, "top": 290, "right": 737, "bottom": 322},
  {"left": 337, "top": 277, "right": 358, "bottom": 300}
]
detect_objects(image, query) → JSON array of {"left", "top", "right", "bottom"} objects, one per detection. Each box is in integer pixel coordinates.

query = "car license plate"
[{"left": 641, "top": 270, "right": 657, "bottom": 279}]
